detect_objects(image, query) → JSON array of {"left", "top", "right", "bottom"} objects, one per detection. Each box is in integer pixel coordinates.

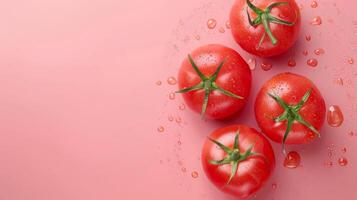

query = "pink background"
[{"left": 0, "top": 0, "right": 356, "bottom": 199}]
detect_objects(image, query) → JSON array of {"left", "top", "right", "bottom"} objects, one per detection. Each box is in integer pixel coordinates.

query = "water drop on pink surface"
[
  {"left": 177, "top": 140, "right": 182, "bottom": 146},
  {"left": 311, "top": 16, "right": 322, "bottom": 25},
  {"left": 341, "top": 147, "right": 347, "bottom": 153},
  {"left": 175, "top": 116, "right": 182, "bottom": 123},
  {"left": 157, "top": 126, "right": 165, "bottom": 133},
  {"left": 348, "top": 58, "right": 354, "bottom": 64},
  {"left": 207, "top": 19, "right": 217, "bottom": 29},
  {"left": 334, "top": 78, "right": 344, "bottom": 86},
  {"left": 167, "top": 77, "right": 177, "bottom": 85},
  {"left": 327, "top": 105, "right": 344, "bottom": 127},
  {"left": 284, "top": 151, "right": 301, "bottom": 169},
  {"left": 181, "top": 167, "right": 187, "bottom": 173},
  {"left": 156, "top": 80, "right": 162, "bottom": 85},
  {"left": 303, "top": 50, "right": 308, "bottom": 56},
  {"left": 261, "top": 62, "right": 273, "bottom": 71},
  {"left": 191, "top": 171, "right": 199, "bottom": 178},
  {"left": 288, "top": 59, "right": 296, "bottom": 67},
  {"left": 169, "top": 92, "right": 176, "bottom": 100},
  {"left": 272, "top": 183, "right": 277, "bottom": 190},
  {"left": 311, "top": 1, "right": 318, "bottom": 8},
  {"left": 218, "top": 27, "right": 225, "bottom": 33},
  {"left": 324, "top": 161, "right": 333, "bottom": 168},
  {"left": 307, "top": 58, "right": 318, "bottom": 67},
  {"left": 305, "top": 35, "right": 311, "bottom": 41},
  {"left": 338, "top": 158, "right": 348, "bottom": 166},
  {"left": 168, "top": 115, "right": 174, "bottom": 122},
  {"left": 247, "top": 58, "right": 256, "bottom": 70},
  {"left": 348, "top": 131, "right": 354, "bottom": 137},
  {"left": 194, "top": 35, "right": 201, "bottom": 40},
  {"left": 226, "top": 20, "right": 231, "bottom": 29},
  {"left": 179, "top": 103, "right": 186, "bottom": 110},
  {"left": 314, "top": 48, "right": 325, "bottom": 55}
]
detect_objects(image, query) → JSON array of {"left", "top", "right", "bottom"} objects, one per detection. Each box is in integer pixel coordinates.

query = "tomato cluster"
[{"left": 175, "top": 0, "right": 326, "bottom": 199}]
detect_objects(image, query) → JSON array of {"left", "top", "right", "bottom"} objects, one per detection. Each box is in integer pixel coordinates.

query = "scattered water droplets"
[
  {"left": 169, "top": 92, "right": 176, "bottom": 100},
  {"left": 338, "top": 158, "right": 348, "bottom": 166},
  {"left": 156, "top": 80, "right": 162, "bottom": 86},
  {"left": 284, "top": 151, "right": 301, "bottom": 169},
  {"left": 225, "top": 20, "right": 231, "bottom": 29},
  {"left": 207, "top": 19, "right": 217, "bottom": 29},
  {"left": 303, "top": 50, "right": 308, "bottom": 56},
  {"left": 218, "top": 27, "right": 225, "bottom": 33},
  {"left": 191, "top": 171, "right": 199, "bottom": 178},
  {"left": 307, "top": 58, "right": 318, "bottom": 67},
  {"left": 247, "top": 58, "right": 256, "bottom": 70},
  {"left": 167, "top": 77, "right": 177, "bottom": 85},
  {"left": 305, "top": 35, "right": 311, "bottom": 41},
  {"left": 261, "top": 62, "right": 273, "bottom": 71},
  {"left": 157, "top": 126, "right": 165, "bottom": 133},
  {"left": 348, "top": 58, "right": 354, "bottom": 64},
  {"left": 311, "top": 1, "right": 318, "bottom": 8},
  {"left": 272, "top": 183, "right": 277, "bottom": 190},
  {"left": 311, "top": 16, "right": 322, "bottom": 25},
  {"left": 314, "top": 48, "right": 325, "bottom": 55},
  {"left": 179, "top": 103, "right": 186, "bottom": 110},
  {"left": 288, "top": 59, "right": 296, "bottom": 67}
]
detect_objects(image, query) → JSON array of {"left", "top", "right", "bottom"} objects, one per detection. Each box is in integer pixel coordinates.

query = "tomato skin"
[
  {"left": 230, "top": 0, "right": 301, "bottom": 57},
  {"left": 178, "top": 44, "right": 251, "bottom": 119},
  {"left": 255, "top": 73, "right": 326, "bottom": 144},
  {"left": 202, "top": 125, "right": 275, "bottom": 199}
]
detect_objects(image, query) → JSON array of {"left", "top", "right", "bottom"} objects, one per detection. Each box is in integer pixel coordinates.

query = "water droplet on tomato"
[
  {"left": 169, "top": 92, "right": 176, "bottom": 100},
  {"left": 288, "top": 59, "right": 296, "bottom": 67},
  {"left": 247, "top": 58, "right": 256, "bottom": 70},
  {"left": 207, "top": 19, "right": 217, "bottom": 29},
  {"left": 272, "top": 183, "right": 277, "bottom": 190},
  {"left": 341, "top": 147, "right": 347, "bottom": 153},
  {"left": 338, "top": 158, "right": 348, "bottom": 166},
  {"left": 311, "top": 16, "right": 322, "bottom": 25},
  {"left": 307, "top": 58, "right": 318, "bottom": 67},
  {"left": 179, "top": 103, "right": 186, "bottom": 110},
  {"left": 218, "top": 27, "right": 225, "bottom": 33},
  {"left": 261, "top": 62, "right": 273, "bottom": 71},
  {"left": 157, "top": 126, "right": 165, "bottom": 133},
  {"left": 156, "top": 80, "right": 162, "bottom": 85},
  {"left": 191, "top": 171, "right": 199, "bottom": 178},
  {"left": 311, "top": 1, "right": 318, "bottom": 8},
  {"left": 167, "top": 77, "right": 177, "bottom": 85},
  {"left": 314, "top": 48, "right": 325, "bottom": 55},
  {"left": 284, "top": 151, "right": 301, "bottom": 169},
  {"left": 327, "top": 105, "right": 344, "bottom": 127},
  {"left": 303, "top": 50, "right": 308, "bottom": 56},
  {"left": 225, "top": 20, "right": 231, "bottom": 29},
  {"left": 305, "top": 35, "right": 311, "bottom": 41},
  {"left": 348, "top": 58, "right": 354, "bottom": 64}
]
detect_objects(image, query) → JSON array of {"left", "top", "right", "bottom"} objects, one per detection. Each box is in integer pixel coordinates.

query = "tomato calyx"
[
  {"left": 177, "top": 55, "right": 243, "bottom": 119},
  {"left": 246, "top": 0, "right": 296, "bottom": 47},
  {"left": 208, "top": 131, "right": 261, "bottom": 184},
  {"left": 268, "top": 88, "right": 320, "bottom": 153}
]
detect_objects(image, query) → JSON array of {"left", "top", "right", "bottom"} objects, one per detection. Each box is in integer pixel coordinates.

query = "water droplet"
[
  {"left": 218, "top": 27, "right": 225, "bottom": 33},
  {"left": 194, "top": 35, "right": 201, "bottom": 40},
  {"left": 328, "top": 151, "right": 333, "bottom": 158},
  {"left": 334, "top": 78, "right": 344, "bottom": 86},
  {"left": 305, "top": 35, "right": 311, "bottom": 41},
  {"left": 284, "top": 151, "right": 301, "bottom": 169},
  {"left": 261, "top": 62, "right": 273, "bottom": 71},
  {"left": 181, "top": 167, "right": 187, "bottom": 173},
  {"left": 324, "top": 161, "right": 333, "bottom": 168},
  {"left": 156, "top": 80, "right": 162, "bottom": 85},
  {"left": 179, "top": 103, "right": 186, "bottom": 110},
  {"left": 225, "top": 20, "right": 231, "bottom": 29},
  {"left": 348, "top": 58, "right": 354, "bottom": 64},
  {"left": 169, "top": 92, "right": 176, "bottom": 100},
  {"left": 288, "top": 59, "right": 296, "bottom": 67},
  {"left": 191, "top": 171, "right": 199, "bottom": 178},
  {"left": 338, "top": 158, "right": 348, "bottom": 166},
  {"left": 157, "top": 126, "right": 165, "bottom": 133},
  {"left": 327, "top": 105, "right": 344, "bottom": 127},
  {"left": 247, "top": 58, "right": 256, "bottom": 70},
  {"left": 272, "top": 183, "right": 277, "bottom": 190},
  {"left": 307, "top": 58, "right": 318, "bottom": 67},
  {"left": 311, "top": 16, "right": 322, "bottom": 25},
  {"left": 341, "top": 147, "right": 347, "bottom": 153},
  {"left": 167, "top": 77, "right": 177, "bottom": 85},
  {"left": 175, "top": 116, "right": 182, "bottom": 123},
  {"left": 168, "top": 115, "right": 174, "bottom": 122},
  {"left": 177, "top": 140, "right": 182, "bottom": 145},
  {"left": 314, "top": 48, "right": 325, "bottom": 55},
  {"left": 207, "top": 19, "right": 217, "bottom": 29},
  {"left": 311, "top": 1, "right": 318, "bottom": 8},
  {"left": 303, "top": 50, "right": 308, "bottom": 56},
  {"left": 348, "top": 131, "right": 354, "bottom": 137}
]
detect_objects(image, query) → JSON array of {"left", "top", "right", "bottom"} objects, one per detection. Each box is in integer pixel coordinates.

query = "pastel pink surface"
[{"left": 0, "top": 0, "right": 356, "bottom": 200}]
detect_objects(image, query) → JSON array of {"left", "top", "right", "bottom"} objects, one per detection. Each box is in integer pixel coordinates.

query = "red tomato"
[
  {"left": 177, "top": 44, "right": 251, "bottom": 119},
  {"left": 230, "top": 0, "right": 301, "bottom": 57},
  {"left": 202, "top": 125, "right": 275, "bottom": 198},
  {"left": 255, "top": 73, "right": 326, "bottom": 151}
]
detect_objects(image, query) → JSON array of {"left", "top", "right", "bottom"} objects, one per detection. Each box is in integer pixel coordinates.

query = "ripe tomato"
[
  {"left": 177, "top": 44, "right": 251, "bottom": 119},
  {"left": 202, "top": 125, "right": 275, "bottom": 198},
  {"left": 255, "top": 73, "right": 326, "bottom": 152},
  {"left": 230, "top": 0, "right": 301, "bottom": 57}
]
